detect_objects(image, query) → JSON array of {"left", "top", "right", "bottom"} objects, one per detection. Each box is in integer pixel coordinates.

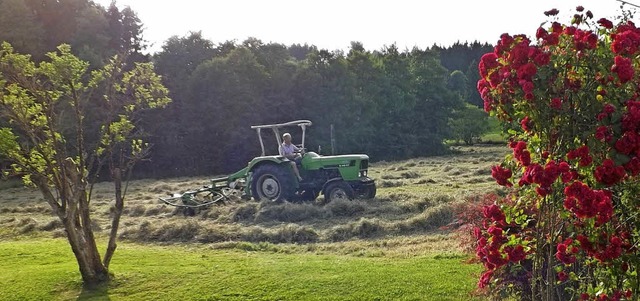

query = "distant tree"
[
  {"left": 438, "top": 41, "right": 493, "bottom": 73},
  {"left": 437, "top": 41, "right": 493, "bottom": 108},
  {"left": 289, "top": 48, "right": 353, "bottom": 154},
  {"left": 448, "top": 70, "right": 469, "bottom": 100},
  {"left": 72, "top": 3, "right": 110, "bottom": 66},
  {"left": 343, "top": 42, "right": 382, "bottom": 155},
  {"left": 23, "top": 0, "right": 81, "bottom": 52},
  {"left": 464, "top": 59, "right": 483, "bottom": 107},
  {"left": 448, "top": 103, "right": 490, "bottom": 145},
  {"left": 408, "top": 47, "right": 464, "bottom": 155},
  {"left": 184, "top": 47, "right": 270, "bottom": 173},
  {"left": 288, "top": 43, "right": 317, "bottom": 60},
  {"left": 154, "top": 31, "right": 216, "bottom": 96},
  {"left": 105, "top": 2, "right": 146, "bottom": 62},
  {"left": 0, "top": 0, "right": 45, "bottom": 58},
  {"left": 0, "top": 0, "right": 145, "bottom": 64},
  {"left": 0, "top": 43, "right": 170, "bottom": 287}
]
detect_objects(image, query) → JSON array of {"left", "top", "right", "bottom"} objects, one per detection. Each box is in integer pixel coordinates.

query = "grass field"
[
  {"left": 0, "top": 144, "right": 508, "bottom": 300},
  {"left": 0, "top": 237, "right": 482, "bottom": 300}
]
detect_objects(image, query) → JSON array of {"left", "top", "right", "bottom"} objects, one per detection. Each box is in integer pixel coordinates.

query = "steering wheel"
[{"left": 295, "top": 145, "right": 307, "bottom": 154}]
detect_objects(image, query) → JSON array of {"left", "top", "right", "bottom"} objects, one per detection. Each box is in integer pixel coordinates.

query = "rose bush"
[{"left": 476, "top": 6, "right": 640, "bottom": 301}]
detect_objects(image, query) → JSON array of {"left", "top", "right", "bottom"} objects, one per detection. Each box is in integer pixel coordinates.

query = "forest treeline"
[{"left": 0, "top": 0, "right": 494, "bottom": 178}]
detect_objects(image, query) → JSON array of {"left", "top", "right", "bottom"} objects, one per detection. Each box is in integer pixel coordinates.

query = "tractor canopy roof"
[{"left": 250, "top": 120, "right": 312, "bottom": 156}]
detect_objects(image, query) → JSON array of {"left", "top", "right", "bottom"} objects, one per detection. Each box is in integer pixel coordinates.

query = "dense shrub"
[{"left": 476, "top": 6, "right": 640, "bottom": 301}]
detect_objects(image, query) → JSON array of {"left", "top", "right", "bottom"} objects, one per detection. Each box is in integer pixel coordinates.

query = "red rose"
[
  {"left": 494, "top": 33, "right": 514, "bottom": 55},
  {"left": 576, "top": 234, "right": 593, "bottom": 252},
  {"left": 488, "top": 70, "right": 501, "bottom": 87},
  {"left": 520, "top": 80, "right": 534, "bottom": 94},
  {"left": 615, "top": 131, "right": 639, "bottom": 155},
  {"left": 479, "top": 53, "right": 499, "bottom": 78},
  {"left": 564, "top": 181, "right": 613, "bottom": 222},
  {"left": 519, "top": 163, "right": 542, "bottom": 186},
  {"left": 557, "top": 271, "right": 568, "bottom": 282},
  {"left": 616, "top": 20, "right": 637, "bottom": 34},
  {"left": 534, "top": 52, "right": 551, "bottom": 66},
  {"left": 509, "top": 42, "right": 531, "bottom": 69},
  {"left": 550, "top": 97, "right": 562, "bottom": 109},
  {"left": 622, "top": 100, "right": 640, "bottom": 131},
  {"left": 505, "top": 245, "right": 526, "bottom": 262},
  {"left": 611, "top": 55, "right": 634, "bottom": 83},
  {"left": 594, "top": 159, "right": 626, "bottom": 186},
  {"left": 564, "top": 26, "right": 577, "bottom": 36},
  {"left": 598, "top": 103, "right": 616, "bottom": 121},
  {"left": 624, "top": 157, "right": 640, "bottom": 176},
  {"left": 491, "top": 166, "right": 513, "bottom": 187},
  {"left": 604, "top": 104, "right": 616, "bottom": 114},
  {"left": 536, "top": 27, "right": 548, "bottom": 40},
  {"left": 567, "top": 145, "right": 592, "bottom": 167},
  {"left": 595, "top": 126, "right": 612, "bottom": 142},
  {"left": 598, "top": 18, "right": 614, "bottom": 29},
  {"left": 544, "top": 8, "right": 559, "bottom": 16},
  {"left": 512, "top": 141, "right": 531, "bottom": 166},
  {"left": 478, "top": 270, "right": 493, "bottom": 288},
  {"left": 545, "top": 33, "right": 560, "bottom": 45},
  {"left": 517, "top": 63, "right": 537, "bottom": 81},
  {"left": 573, "top": 29, "right": 598, "bottom": 50},
  {"left": 612, "top": 29, "right": 640, "bottom": 55}
]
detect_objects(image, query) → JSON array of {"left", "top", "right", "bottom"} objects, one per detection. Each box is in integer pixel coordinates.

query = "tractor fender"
[
  {"left": 321, "top": 177, "right": 347, "bottom": 195},
  {"left": 247, "top": 157, "right": 300, "bottom": 194},
  {"left": 247, "top": 156, "right": 288, "bottom": 172}
]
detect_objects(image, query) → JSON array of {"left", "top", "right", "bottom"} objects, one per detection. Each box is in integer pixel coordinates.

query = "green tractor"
[{"left": 160, "top": 120, "right": 376, "bottom": 209}]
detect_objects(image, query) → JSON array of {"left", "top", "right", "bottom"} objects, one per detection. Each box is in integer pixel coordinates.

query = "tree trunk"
[
  {"left": 103, "top": 168, "right": 123, "bottom": 268},
  {"left": 37, "top": 159, "right": 111, "bottom": 288},
  {"left": 67, "top": 159, "right": 111, "bottom": 287},
  {"left": 63, "top": 217, "right": 110, "bottom": 287}
]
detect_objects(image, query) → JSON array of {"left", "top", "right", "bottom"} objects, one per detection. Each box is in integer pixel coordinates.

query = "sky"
[{"left": 93, "top": 0, "right": 635, "bottom": 54}]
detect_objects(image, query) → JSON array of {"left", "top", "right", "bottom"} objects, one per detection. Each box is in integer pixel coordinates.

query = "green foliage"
[
  {"left": 148, "top": 38, "right": 470, "bottom": 176},
  {"left": 0, "top": 0, "right": 144, "bottom": 65},
  {"left": 448, "top": 70, "right": 469, "bottom": 99},
  {"left": 0, "top": 0, "right": 44, "bottom": 57},
  {"left": 1, "top": 0, "right": 496, "bottom": 178},
  {"left": 449, "top": 103, "right": 490, "bottom": 145},
  {"left": 0, "top": 42, "right": 169, "bottom": 186}
]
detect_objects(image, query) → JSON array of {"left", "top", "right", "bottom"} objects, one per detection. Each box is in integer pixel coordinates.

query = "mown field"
[{"left": 0, "top": 144, "right": 508, "bottom": 300}]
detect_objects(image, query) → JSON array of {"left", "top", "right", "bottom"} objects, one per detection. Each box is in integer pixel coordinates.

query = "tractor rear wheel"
[
  {"left": 324, "top": 181, "right": 355, "bottom": 203},
  {"left": 251, "top": 164, "right": 295, "bottom": 202}
]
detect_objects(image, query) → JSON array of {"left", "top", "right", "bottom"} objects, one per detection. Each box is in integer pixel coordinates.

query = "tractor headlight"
[{"left": 359, "top": 170, "right": 367, "bottom": 178}]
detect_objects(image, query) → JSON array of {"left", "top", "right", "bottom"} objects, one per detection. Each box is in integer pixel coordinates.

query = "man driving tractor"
[{"left": 279, "top": 133, "right": 303, "bottom": 181}]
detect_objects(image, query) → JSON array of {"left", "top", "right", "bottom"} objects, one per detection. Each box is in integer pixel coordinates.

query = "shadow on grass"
[{"left": 77, "top": 282, "right": 111, "bottom": 301}]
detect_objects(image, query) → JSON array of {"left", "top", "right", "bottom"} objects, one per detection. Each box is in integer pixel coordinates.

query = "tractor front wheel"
[
  {"left": 361, "top": 184, "right": 376, "bottom": 199},
  {"left": 251, "top": 164, "right": 294, "bottom": 202},
  {"left": 323, "top": 181, "right": 355, "bottom": 203}
]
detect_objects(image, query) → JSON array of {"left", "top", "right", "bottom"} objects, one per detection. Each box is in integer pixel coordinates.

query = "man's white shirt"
[{"left": 279, "top": 143, "right": 299, "bottom": 157}]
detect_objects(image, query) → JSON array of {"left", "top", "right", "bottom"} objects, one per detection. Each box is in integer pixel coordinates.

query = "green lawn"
[{"left": 0, "top": 237, "right": 481, "bottom": 301}]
